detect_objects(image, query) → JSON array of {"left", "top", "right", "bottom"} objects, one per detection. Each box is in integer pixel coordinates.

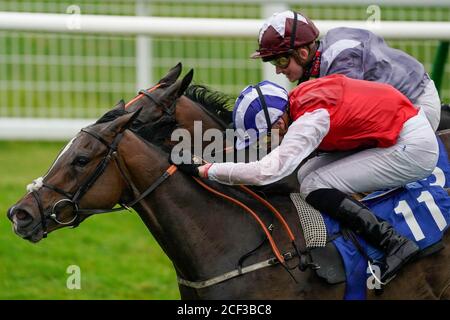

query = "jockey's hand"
[
  {"left": 176, "top": 162, "right": 202, "bottom": 177},
  {"left": 168, "top": 150, "right": 210, "bottom": 178}
]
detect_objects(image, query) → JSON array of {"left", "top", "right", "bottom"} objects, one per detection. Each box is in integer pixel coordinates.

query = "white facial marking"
[
  {"left": 52, "top": 136, "right": 78, "bottom": 171},
  {"left": 25, "top": 135, "right": 78, "bottom": 192}
]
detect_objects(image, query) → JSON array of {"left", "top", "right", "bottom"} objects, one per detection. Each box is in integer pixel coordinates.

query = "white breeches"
[
  {"left": 414, "top": 79, "right": 441, "bottom": 132},
  {"left": 299, "top": 112, "right": 439, "bottom": 198}
]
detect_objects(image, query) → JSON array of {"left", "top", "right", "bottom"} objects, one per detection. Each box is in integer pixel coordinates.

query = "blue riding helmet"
[{"left": 233, "top": 80, "right": 289, "bottom": 150}]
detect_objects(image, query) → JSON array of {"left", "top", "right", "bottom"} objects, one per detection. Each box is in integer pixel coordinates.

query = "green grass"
[{"left": 0, "top": 141, "right": 180, "bottom": 299}]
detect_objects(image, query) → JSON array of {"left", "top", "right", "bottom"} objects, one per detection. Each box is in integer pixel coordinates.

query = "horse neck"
[{"left": 118, "top": 131, "right": 265, "bottom": 281}]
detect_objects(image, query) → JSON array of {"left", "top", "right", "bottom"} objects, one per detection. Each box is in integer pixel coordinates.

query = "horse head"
[
  {"left": 7, "top": 63, "right": 234, "bottom": 244},
  {"left": 7, "top": 108, "right": 143, "bottom": 242}
]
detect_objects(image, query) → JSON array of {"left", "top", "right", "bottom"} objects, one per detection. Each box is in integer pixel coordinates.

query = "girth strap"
[{"left": 178, "top": 251, "right": 295, "bottom": 289}]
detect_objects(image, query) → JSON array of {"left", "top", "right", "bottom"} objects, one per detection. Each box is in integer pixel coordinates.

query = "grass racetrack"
[{"left": 0, "top": 141, "right": 180, "bottom": 299}]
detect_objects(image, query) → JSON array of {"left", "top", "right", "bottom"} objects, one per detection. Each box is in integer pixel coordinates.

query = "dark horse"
[{"left": 7, "top": 64, "right": 450, "bottom": 299}]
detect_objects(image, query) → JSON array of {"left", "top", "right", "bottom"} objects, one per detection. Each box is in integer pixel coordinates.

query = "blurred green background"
[
  {"left": 0, "top": 0, "right": 448, "bottom": 119},
  {"left": 0, "top": 0, "right": 449, "bottom": 299}
]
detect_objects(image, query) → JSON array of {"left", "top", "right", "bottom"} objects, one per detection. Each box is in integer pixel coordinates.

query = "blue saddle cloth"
[{"left": 323, "top": 137, "right": 450, "bottom": 300}]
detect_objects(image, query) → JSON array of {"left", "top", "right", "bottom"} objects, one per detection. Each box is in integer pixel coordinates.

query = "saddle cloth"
[{"left": 292, "top": 136, "right": 450, "bottom": 300}]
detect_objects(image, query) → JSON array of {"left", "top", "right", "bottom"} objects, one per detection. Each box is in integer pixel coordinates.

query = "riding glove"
[{"left": 168, "top": 151, "right": 202, "bottom": 177}]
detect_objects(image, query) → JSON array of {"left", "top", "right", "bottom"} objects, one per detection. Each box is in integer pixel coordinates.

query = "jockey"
[
  {"left": 251, "top": 10, "right": 441, "bottom": 132},
  {"left": 173, "top": 76, "right": 439, "bottom": 283}
]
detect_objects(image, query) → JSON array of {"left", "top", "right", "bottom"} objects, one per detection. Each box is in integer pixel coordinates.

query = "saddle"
[
  {"left": 290, "top": 192, "right": 446, "bottom": 295},
  {"left": 290, "top": 193, "right": 346, "bottom": 284}
]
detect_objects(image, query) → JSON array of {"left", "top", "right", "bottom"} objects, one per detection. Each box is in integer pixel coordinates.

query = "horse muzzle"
[{"left": 7, "top": 205, "right": 45, "bottom": 243}]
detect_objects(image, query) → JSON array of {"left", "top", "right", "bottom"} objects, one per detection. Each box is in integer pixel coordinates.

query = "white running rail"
[{"left": 0, "top": 12, "right": 449, "bottom": 140}]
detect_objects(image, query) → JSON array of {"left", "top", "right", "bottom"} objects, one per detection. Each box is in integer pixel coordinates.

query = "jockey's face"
[
  {"left": 273, "top": 47, "right": 311, "bottom": 82},
  {"left": 271, "top": 110, "right": 290, "bottom": 143},
  {"left": 275, "top": 59, "right": 304, "bottom": 82}
]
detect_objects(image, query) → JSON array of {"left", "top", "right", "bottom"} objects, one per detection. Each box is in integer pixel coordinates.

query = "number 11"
[{"left": 394, "top": 191, "right": 447, "bottom": 241}]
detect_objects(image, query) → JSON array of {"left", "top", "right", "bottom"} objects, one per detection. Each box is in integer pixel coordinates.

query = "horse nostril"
[
  {"left": 16, "top": 209, "right": 30, "bottom": 220},
  {"left": 9, "top": 206, "right": 33, "bottom": 225}
]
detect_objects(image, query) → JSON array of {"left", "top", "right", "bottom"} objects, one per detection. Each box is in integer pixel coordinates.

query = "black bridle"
[
  {"left": 29, "top": 127, "right": 176, "bottom": 237},
  {"left": 138, "top": 88, "right": 176, "bottom": 116}
]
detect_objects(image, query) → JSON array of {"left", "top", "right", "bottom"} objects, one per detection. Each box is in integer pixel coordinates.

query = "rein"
[
  {"left": 192, "top": 177, "right": 300, "bottom": 266},
  {"left": 193, "top": 177, "right": 286, "bottom": 264}
]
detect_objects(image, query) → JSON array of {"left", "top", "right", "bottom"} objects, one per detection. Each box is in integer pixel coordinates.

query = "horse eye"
[{"left": 72, "top": 156, "right": 90, "bottom": 167}]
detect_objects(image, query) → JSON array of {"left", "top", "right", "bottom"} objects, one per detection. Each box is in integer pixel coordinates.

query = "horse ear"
[
  {"left": 178, "top": 69, "right": 194, "bottom": 96},
  {"left": 158, "top": 62, "right": 183, "bottom": 85},
  {"left": 157, "top": 69, "right": 194, "bottom": 103},
  {"left": 109, "top": 107, "right": 143, "bottom": 133},
  {"left": 113, "top": 99, "right": 125, "bottom": 111}
]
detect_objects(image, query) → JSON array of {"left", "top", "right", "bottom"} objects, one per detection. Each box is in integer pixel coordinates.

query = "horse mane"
[
  {"left": 92, "top": 84, "right": 234, "bottom": 153},
  {"left": 184, "top": 84, "right": 234, "bottom": 126}
]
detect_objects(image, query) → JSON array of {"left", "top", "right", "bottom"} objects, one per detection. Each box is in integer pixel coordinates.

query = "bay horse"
[{"left": 7, "top": 65, "right": 450, "bottom": 299}]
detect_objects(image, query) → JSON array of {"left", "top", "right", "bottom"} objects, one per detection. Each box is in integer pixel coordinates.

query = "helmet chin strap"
[
  {"left": 254, "top": 84, "right": 272, "bottom": 137},
  {"left": 294, "top": 44, "right": 319, "bottom": 84},
  {"left": 287, "top": 11, "right": 317, "bottom": 84}
]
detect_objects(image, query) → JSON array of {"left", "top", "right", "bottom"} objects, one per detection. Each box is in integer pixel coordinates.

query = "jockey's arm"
[{"left": 206, "top": 109, "right": 330, "bottom": 185}]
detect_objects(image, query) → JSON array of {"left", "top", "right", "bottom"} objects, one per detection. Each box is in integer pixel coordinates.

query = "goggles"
[{"left": 268, "top": 55, "right": 291, "bottom": 69}]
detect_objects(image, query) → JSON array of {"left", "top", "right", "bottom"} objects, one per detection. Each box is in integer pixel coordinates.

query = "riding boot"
[
  {"left": 335, "top": 198, "right": 420, "bottom": 282},
  {"left": 305, "top": 188, "right": 419, "bottom": 283}
]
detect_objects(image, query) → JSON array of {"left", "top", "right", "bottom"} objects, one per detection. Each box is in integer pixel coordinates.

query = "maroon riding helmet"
[{"left": 251, "top": 10, "right": 320, "bottom": 61}]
